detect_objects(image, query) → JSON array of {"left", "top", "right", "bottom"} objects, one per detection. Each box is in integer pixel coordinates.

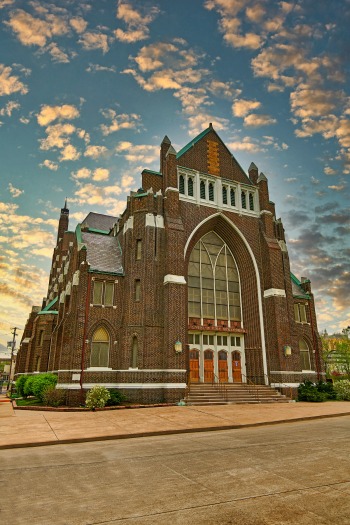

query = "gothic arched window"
[
  {"left": 188, "top": 232, "right": 241, "bottom": 323},
  {"left": 299, "top": 338, "right": 312, "bottom": 370},
  {"left": 91, "top": 327, "right": 109, "bottom": 367}
]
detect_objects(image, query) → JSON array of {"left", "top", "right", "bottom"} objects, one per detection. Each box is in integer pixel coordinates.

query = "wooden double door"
[{"left": 189, "top": 349, "right": 242, "bottom": 383}]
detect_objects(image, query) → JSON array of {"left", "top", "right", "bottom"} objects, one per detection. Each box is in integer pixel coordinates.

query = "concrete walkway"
[{"left": 1, "top": 392, "right": 350, "bottom": 449}]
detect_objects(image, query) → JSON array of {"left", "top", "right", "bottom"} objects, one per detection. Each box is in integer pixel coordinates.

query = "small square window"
[
  {"left": 236, "top": 337, "right": 241, "bottom": 346},
  {"left": 217, "top": 336, "right": 222, "bottom": 345},
  {"left": 203, "top": 335, "right": 208, "bottom": 344},
  {"left": 209, "top": 335, "right": 214, "bottom": 345},
  {"left": 188, "top": 334, "right": 194, "bottom": 344},
  {"left": 194, "top": 334, "right": 200, "bottom": 344}
]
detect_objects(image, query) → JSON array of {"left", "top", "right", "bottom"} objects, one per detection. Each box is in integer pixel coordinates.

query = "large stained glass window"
[{"left": 188, "top": 232, "right": 241, "bottom": 323}]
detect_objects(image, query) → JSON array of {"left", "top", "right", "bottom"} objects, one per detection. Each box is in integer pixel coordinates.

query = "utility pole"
[{"left": 7, "top": 327, "right": 19, "bottom": 392}]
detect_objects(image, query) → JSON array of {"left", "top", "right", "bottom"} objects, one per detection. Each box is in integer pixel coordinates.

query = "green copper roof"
[
  {"left": 38, "top": 297, "right": 58, "bottom": 315},
  {"left": 142, "top": 169, "right": 162, "bottom": 177},
  {"left": 176, "top": 125, "right": 212, "bottom": 159},
  {"left": 87, "top": 227, "right": 110, "bottom": 234}
]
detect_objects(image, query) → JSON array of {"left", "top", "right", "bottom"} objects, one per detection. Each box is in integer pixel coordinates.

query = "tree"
[{"left": 321, "top": 336, "right": 350, "bottom": 379}]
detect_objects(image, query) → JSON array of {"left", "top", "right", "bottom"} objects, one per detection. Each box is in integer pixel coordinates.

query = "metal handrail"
[
  {"left": 212, "top": 373, "right": 228, "bottom": 401},
  {"left": 241, "top": 374, "right": 260, "bottom": 402}
]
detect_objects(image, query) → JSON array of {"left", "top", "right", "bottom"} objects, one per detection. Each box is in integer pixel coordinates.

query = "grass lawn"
[{"left": 15, "top": 397, "right": 43, "bottom": 406}]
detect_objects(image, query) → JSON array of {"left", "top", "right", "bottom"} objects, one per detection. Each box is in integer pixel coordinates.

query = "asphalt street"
[{"left": 2, "top": 416, "right": 350, "bottom": 525}]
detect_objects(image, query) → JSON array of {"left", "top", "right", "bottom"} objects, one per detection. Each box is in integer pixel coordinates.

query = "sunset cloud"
[
  {"left": 37, "top": 104, "right": 80, "bottom": 126},
  {"left": 0, "top": 64, "right": 28, "bottom": 96},
  {"left": 84, "top": 145, "right": 108, "bottom": 159},
  {"left": 115, "top": 0, "right": 159, "bottom": 43},
  {"left": 100, "top": 110, "right": 141, "bottom": 135}
]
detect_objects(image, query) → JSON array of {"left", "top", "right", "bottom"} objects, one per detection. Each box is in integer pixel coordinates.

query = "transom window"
[
  {"left": 188, "top": 231, "right": 241, "bottom": 324},
  {"left": 91, "top": 327, "right": 109, "bottom": 367}
]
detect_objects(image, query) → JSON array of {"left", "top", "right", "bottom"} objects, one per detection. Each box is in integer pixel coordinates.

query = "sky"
[{"left": 0, "top": 0, "right": 349, "bottom": 349}]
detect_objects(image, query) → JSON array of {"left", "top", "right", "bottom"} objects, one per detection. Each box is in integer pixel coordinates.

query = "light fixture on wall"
[
  {"left": 283, "top": 345, "right": 292, "bottom": 357},
  {"left": 175, "top": 340, "right": 183, "bottom": 353}
]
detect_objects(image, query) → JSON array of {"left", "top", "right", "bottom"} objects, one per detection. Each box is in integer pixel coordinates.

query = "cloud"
[
  {"left": 84, "top": 145, "right": 108, "bottom": 159},
  {"left": 8, "top": 183, "right": 23, "bottom": 198},
  {"left": 228, "top": 136, "right": 263, "bottom": 153},
  {"left": 86, "top": 64, "right": 117, "bottom": 73},
  {"left": 324, "top": 166, "right": 336, "bottom": 175},
  {"left": 60, "top": 144, "right": 81, "bottom": 161},
  {"left": 0, "top": 0, "right": 14, "bottom": 8},
  {"left": 115, "top": 0, "right": 159, "bottom": 43},
  {"left": 40, "top": 159, "right": 58, "bottom": 171},
  {"left": 232, "top": 98, "right": 261, "bottom": 117},
  {"left": 69, "top": 17, "right": 88, "bottom": 34},
  {"left": 204, "top": 0, "right": 262, "bottom": 49},
  {"left": 0, "top": 100, "right": 20, "bottom": 116},
  {"left": 290, "top": 85, "right": 344, "bottom": 119},
  {"left": 6, "top": 8, "right": 69, "bottom": 47},
  {"left": 37, "top": 104, "right": 80, "bottom": 126},
  {"left": 92, "top": 168, "right": 109, "bottom": 182},
  {"left": 243, "top": 113, "right": 277, "bottom": 127},
  {"left": 100, "top": 110, "right": 141, "bottom": 135},
  {"left": 46, "top": 42, "right": 70, "bottom": 63},
  {"left": 71, "top": 167, "right": 91, "bottom": 180},
  {"left": 115, "top": 141, "right": 158, "bottom": 164},
  {"left": 74, "top": 182, "right": 122, "bottom": 207},
  {"left": 78, "top": 31, "right": 109, "bottom": 54},
  {"left": 39, "top": 122, "right": 76, "bottom": 150},
  {"left": 0, "top": 64, "right": 28, "bottom": 96},
  {"left": 328, "top": 184, "right": 346, "bottom": 191}
]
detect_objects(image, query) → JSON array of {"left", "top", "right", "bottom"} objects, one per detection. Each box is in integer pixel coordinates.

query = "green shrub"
[
  {"left": 42, "top": 385, "right": 66, "bottom": 407},
  {"left": 16, "top": 375, "right": 29, "bottom": 398},
  {"left": 85, "top": 385, "right": 110, "bottom": 410},
  {"left": 31, "top": 373, "right": 58, "bottom": 402},
  {"left": 23, "top": 375, "right": 36, "bottom": 397},
  {"left": 333, "top": 380, "right": 350, "bottom": 400},
  {"left": 297, "top": 380, "right": 326, "bottom": 402},
  {"left": 106, "top": 389, "right": 126, "bottom": 406},
  {"left": 316, "top": 380, "right": 336, "bottom": 399}
]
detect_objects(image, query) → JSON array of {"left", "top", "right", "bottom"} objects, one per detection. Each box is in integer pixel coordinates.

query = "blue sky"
[{"left": 0, "top": 0, "right": 349, "bottom": 348}]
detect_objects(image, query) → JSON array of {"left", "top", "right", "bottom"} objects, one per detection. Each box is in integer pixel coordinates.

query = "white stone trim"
[
  {"left": 145, "top": 213, "right": 165, "bottom": 228},
  {"left": 86, "top": 367, "right": 113, "bottom": 371},
  {"left": 165, "top": 187, "right": 179, "bottom": 194},
  {"left": 270, "top": 371, "right": 317, "bottom": 374},
  {"left": 260, "top": 210, "right": 273, "bottom": 216},
  {"left": 57, "top": 383, "right": 187, "bottom": 390},
  {"left": 264, "top": 288, "right": 286, "bottom": 298},
  {"left": 183, "top": 212, "right": 268, "bottom": 384},
  {"left": 58, "top": 369, "right": 187, "bottom": 373},
  {"left": 271, "top": 382, "right": 301, "bottom": 388},
  {"left": 163, "top": 274, "right": 187, "bottom": 285},
  {"left": 123, "top": 216, "right": 134, "bottom": 234}
]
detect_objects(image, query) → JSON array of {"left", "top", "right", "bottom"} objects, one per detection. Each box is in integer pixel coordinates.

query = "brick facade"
[{"left": 15, "top": 125, "right": 324, "bottom": 404}]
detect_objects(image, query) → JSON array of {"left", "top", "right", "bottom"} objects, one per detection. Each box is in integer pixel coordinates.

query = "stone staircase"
[{"left": 184, "top": 383, "right": 290, "bottom": 405}]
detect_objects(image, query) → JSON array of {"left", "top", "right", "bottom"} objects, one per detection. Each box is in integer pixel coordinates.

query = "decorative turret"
[
  {"left": 160, "top": 135, "right": 171, "bottom": 175},
  {"left": 57, "top": 198, "right": 69, "bottom": 244},
  {"left": 248, "top": 162, "right": 259, "bottom": 184}
]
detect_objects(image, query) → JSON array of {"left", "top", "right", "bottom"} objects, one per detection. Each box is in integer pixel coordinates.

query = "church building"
[{"left": 16, "top": 125, "right": 323, "bottom": 405}]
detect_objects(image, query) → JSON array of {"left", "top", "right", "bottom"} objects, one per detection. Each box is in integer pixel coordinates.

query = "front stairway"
[{"left": 184, "top": 383, "right": 290, "bottom": 405}]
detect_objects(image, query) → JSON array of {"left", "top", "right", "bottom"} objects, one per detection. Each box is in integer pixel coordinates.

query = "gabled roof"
[
  {"left": 176, "top": 125, "right": 212, "bottom": 159},
  {"left": 176, "top": 124, "right": 252, "bottom": 185},
  {"left": 291, "top": 273, "right": 310, "bottom": 299},
  {"left": 81, "top": 231, "right": 124, "bottom": 275},
  {"left": 82, "top": 212, "right": 118, "bottom": 232}
]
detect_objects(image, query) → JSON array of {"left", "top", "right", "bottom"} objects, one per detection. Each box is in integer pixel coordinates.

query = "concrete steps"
[{"left": 185, "top": 383, "right": 289, "bottom": 405}]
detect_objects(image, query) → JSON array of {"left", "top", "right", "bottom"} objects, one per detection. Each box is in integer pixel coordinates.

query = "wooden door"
[
  {"left": 189, "top": 349, "right": 199, "bottom": 383},
  {"left": 232, "top": 351, "right": 242, "bottom": 382},
  {"left": 218, "top": 350, "right": 228, "bottom": 382},
  {"left": 204, "top": 350, "right": 214, "bottom": 383}
]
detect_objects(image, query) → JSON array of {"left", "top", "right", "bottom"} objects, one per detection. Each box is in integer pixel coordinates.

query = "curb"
[{"left": 1, "top": 411, "right": 350, "bottom": 450}]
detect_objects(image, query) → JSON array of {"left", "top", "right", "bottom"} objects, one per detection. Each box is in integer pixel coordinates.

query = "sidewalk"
[{"left": 1, "top": 393, "right": 350, "bottom": 450}]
